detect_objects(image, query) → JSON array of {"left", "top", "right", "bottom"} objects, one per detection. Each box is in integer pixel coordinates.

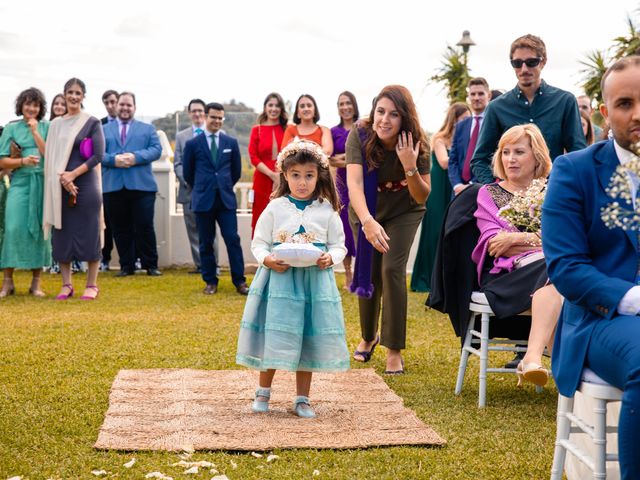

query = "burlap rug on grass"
[{"left": 94, "top": 368, "right": 445, "bottom": 451}]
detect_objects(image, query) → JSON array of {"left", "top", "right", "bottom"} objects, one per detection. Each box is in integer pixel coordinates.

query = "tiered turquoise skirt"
[{"left": 236, "top": 265, "right": 350, "bottom": 372}]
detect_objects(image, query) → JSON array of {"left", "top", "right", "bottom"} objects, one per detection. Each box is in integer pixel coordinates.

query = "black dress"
[{"left": 52, "top": 117, "right": 105, "bottom": 262}]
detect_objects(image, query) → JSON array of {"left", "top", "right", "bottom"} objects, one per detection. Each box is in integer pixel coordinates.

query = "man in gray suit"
[{"left": 174, "top": 99, "right": 211, "bottom": 273}]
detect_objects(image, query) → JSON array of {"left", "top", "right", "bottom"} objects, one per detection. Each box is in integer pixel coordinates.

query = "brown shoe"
[
  {"left": 236, "top": 282, "right": 249, "bottom": 295},
  {"left": 203, "top": 284, "right": 217, "bottom": 295}
]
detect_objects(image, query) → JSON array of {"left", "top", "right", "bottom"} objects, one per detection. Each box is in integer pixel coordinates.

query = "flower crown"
[{"left": 276, "top": 137, "right": 330, "bottom": 171}]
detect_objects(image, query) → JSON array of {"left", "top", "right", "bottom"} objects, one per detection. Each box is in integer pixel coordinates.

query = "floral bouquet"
[
  {"left": 601, "top": 142, "right": 640, "bottom": 231},
  {"left": 498, "top": 178, "right": 547, "bottom": 233}
]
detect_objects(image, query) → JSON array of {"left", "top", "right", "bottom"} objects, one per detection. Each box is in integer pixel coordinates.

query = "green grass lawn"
[{"left": 0, "top": 269, "right": 557, "bottom": 479}]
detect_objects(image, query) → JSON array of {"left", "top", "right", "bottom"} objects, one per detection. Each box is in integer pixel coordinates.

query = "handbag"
[
  {"left": 513, "top": 250, "right": 545, "bottom": 269},
  {"left": 79, "top": 137, "right": 93, "bottom": 160}
]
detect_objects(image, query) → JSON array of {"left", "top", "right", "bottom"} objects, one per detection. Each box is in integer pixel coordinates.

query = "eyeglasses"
[{"left": 510, "top": 57, "right": 543, "bottom": 69}]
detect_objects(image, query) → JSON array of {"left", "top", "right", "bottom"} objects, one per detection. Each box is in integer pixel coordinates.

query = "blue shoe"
[
  {"left": 252, "top": 387, "right": 271, "bottom": 413},
  {"left": 293, "top": 396, "right": 316, "bottom": 419}
]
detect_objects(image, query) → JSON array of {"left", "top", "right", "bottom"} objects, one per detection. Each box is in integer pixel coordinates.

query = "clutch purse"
[
  {"left": 79, "top": 138, "right": 93, "bottom": 160},
  {"left": 513, "top": 250, "right": 545, "bottom": 269}
]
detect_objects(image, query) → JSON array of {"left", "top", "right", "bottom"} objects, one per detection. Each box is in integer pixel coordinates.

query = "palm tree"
[
  {"left": 431, "top": 46, "right": 471, "bottom": 105},
  {"left": 579, "top": 50, "right": 609, "bottom": 104},
  {"left": 579, "top": 12, "right": 640, "bottom": 105},
  {"left": 612, "top": 14, "right": 640, "bottom": 58}
]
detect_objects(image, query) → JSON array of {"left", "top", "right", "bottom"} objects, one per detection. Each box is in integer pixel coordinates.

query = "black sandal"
[{"left": 353, "top": 335, "right": 380, "bottom": 363}]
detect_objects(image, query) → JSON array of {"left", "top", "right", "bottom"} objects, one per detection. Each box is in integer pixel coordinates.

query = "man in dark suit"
[
  {"left": 174, "top": 99, "right": 208, "bottom": 274},
  {"left": 448, "top": 77, "right": 491, "bottom": 195},
  {"left": 543, "top": 56, "right": 640, "bottom": 477},
  {"left": 102, "top": 92, "right": 163, "bottom": 277},
  {"left": 101, "top": 89, "right": 118, "bottom": 126},
  {"left": 183, "top": 102, "right": 248, "bottom": 295},
  {"left": 100, "top": 89, "right": 119, "bottom": 271}
]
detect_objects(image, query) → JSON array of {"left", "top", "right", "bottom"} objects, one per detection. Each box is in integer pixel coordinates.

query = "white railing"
[
  {"left": 150, "top": 130, "right": 421, "bottom": 271},
  {"left": 174, "top": 182, "right": 253, "bottom": 215}
]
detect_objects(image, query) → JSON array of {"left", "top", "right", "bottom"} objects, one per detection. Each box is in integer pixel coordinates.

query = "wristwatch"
[{"left": 405, "top": 167, "right": 419, "bottom": 177}]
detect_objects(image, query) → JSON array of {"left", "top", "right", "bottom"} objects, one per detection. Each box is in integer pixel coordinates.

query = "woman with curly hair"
[{"left": 0, "top": 87, "right": 51, "bottom": 297}]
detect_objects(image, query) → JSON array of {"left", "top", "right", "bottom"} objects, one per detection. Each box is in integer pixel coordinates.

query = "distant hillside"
[
  {"left": 152, "top": 100, "right": 258, "bottom": 182},
  {"left": 152, "top": 100, "right": 257, "bottom": 154}
]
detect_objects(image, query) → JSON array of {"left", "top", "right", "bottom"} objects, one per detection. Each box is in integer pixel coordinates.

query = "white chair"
[
  {"left": 551, "top": 368, "right": 622, "bottom": 480},
  {"left": 455, "top": 291, "right": 533, "bottom": 408}
]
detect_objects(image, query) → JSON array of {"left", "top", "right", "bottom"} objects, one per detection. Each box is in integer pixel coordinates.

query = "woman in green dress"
[
  {"left": 0, "top": 88, "right": 50, "bottom": 298},
  {"left": 410, "top": 102, "right": 469, "bottom": 292}
]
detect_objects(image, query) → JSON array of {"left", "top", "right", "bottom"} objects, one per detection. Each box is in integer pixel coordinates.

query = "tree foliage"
[
  {"left": 431, "top": 45, "right": 471, "bottom": 105},
  {"left": 152, "top": 101, "right": 258, "bottom": 181},
  {"left": 580, "top": 11, "right": 640, "bottom": 104}
]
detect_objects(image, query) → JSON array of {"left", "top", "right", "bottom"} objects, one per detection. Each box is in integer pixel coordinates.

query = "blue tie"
[{"left": 194, "top": 128, "right": 203, "bottom": 136}]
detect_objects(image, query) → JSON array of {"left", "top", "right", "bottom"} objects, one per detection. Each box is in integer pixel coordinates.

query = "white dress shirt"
[{"left": 614, "top": 140, "right": 640, "bottom": 316}]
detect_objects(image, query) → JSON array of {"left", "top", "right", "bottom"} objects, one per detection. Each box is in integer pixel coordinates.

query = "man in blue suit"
[
  {"left": 183, "top": 102, "right": 248, "bottom": 295},
  {"left": 543, "top": 56, "right": 640, "bottom": 478},
  {"left": 103, "top": 92, "right": 163, "bottom": 277},
  {"left": 448, "top": 77, "right": 491, "bottom": 196}
]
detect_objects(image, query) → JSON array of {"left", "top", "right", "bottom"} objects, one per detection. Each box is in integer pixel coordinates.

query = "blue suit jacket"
[
  {"left": 182, "top": 131, "right": 241, "bottom": 212},
  {"left": 542, "top": 140, "right": 637, "bottom": 396},
  {"left": 102, "top": 119, "right": 162, "bottom": 193},
  {"left": 448, "top": 116, "right": 475, "bottom": 187}
]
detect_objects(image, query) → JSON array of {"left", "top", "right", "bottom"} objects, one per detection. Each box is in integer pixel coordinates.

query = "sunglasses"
[{"left": 510, "top": 57, "right": 543, "bottom": 69}]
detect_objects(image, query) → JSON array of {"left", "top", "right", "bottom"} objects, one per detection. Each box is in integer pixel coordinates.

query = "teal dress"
[
  {"left": 410, "top": 151, "right": 453, "bottom": 292},
  {"left": 236, "top": 196, "right": 350, "bottom": 372},
  {"left": 0, "top": 120, "right": 51, "bottom": 269},
  {"left": 0, "top": 175, "right": 7, "bottom": 257}
]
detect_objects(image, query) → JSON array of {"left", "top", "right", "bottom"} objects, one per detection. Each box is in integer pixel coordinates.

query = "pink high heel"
[
  {"left": 80, "top": 285, "right": 99, "bottom": 300},
  {"left": 55, "top": 284, "right": 74, "bottom": 300}
]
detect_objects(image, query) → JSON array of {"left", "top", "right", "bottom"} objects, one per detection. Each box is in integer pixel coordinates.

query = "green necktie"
[{"left": 210, "top": 134, "right": 218, "bottom": 167}]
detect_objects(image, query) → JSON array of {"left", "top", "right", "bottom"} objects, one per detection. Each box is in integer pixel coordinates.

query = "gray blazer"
[{"left": 174, "top": 127, "right": 201, "bottom": 204}]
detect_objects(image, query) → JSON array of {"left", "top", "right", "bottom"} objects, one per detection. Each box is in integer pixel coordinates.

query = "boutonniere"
[{"left": 601, "top": 141, "right": 640, "bottom": 231}]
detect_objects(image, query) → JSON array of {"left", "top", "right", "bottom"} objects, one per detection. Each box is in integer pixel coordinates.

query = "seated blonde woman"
[{"left": 471, "top": 124, "right": 562, "bottom": 386}]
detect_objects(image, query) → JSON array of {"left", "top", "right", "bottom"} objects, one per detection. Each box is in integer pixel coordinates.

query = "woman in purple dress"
[{"left": 330, "top": 91, "right": 359, "bottom": 289}]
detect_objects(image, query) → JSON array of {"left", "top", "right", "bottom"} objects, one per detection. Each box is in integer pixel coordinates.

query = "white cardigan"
[{"left": 251, "top": 196, "right": 347, "bottom": 267}]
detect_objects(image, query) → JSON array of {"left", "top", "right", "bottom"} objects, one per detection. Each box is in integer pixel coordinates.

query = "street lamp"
[
  {"left": 456, "top": 30, "right": 476, "bottom": 54},
  {"left": 457, "top": 30, "right": 476, "bottom": 68}
]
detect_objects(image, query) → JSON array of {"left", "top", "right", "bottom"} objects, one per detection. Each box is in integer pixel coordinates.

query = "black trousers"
[{"left": 103, "top": 189, "right": 158, "bottom": 272}]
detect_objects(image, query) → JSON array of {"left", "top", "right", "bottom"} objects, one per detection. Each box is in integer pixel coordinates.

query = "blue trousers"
[
  {"left": 195, "top": 191, "right": 245, "bottom": 287},
  {"left": 586, "top": 314, "right": 640, "bottom": 480}
]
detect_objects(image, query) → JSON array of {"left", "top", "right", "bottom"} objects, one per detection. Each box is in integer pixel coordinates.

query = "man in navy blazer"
[
  {"left": 183, "top": 102, "right": 248, "bottom": 295},
  {"left": 543, "top": 56, "right": 640, "bottom": 477},
  {"left": 448, "top": 77, "right": 491, "bottom": 195},
  {"left": 102, "top": 91, "right": 163, "bottom": 277}
]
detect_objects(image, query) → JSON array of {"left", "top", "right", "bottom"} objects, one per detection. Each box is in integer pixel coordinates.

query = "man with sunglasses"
[{"left": 471, "top": 34, "right": 586, "bottom": 184}]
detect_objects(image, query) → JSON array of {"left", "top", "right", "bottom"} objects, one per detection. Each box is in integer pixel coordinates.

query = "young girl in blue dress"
[{"left": 236, "top": 139, "right": 349, "bottom": 418}]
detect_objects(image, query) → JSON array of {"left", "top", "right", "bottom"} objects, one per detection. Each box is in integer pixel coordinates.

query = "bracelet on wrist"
[
  {"left": 524, "top": 233, "right": 542, "bottom": 247},
  {"left": 20, "top": 158, "right": 24, "bottom": 166},
  {"left": 361, "top": 214, "right": 373, "bottom": 231}
]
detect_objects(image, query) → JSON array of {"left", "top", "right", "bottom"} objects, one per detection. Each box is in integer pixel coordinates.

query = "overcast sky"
[{"left": 1, "top": 0, "right": 638, "bottom": 132}]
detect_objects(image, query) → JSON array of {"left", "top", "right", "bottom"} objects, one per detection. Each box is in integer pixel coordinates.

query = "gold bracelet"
[{"left": 20, "top": 158, "right": 24, "bottom": 166}]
